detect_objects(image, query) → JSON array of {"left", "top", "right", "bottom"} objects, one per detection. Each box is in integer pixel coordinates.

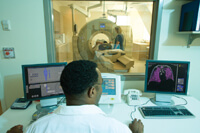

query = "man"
[{"left": 7, "top": 60, "right": 143, "bottom": 133}]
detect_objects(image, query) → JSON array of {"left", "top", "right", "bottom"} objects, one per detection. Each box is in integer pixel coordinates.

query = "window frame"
[{"left": 43, "top": 0, "right": 164, "bottom": 80}]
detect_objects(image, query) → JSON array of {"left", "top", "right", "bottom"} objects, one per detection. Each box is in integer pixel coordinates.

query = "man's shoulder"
[
  {"left": 25, "top": 114, "right": 56, "bottom": 133},
  {"left": 27, "top": 114, "right": 56, "bottom": 126},
  {"left": 25, "top": 109, "right": 131, "bottom": 133}
]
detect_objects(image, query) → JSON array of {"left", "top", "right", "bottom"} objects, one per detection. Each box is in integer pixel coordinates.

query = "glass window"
[{"left": 51, "top": 1, "right": 154, "bottom": 73}]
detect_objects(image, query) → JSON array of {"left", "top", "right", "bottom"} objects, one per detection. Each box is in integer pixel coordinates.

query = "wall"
[
  {"left": 157, "top": 0, "right": 200, "bottom": 100},
  {"left": 0, "top": 0, "right": 48, "bottom": 112}
]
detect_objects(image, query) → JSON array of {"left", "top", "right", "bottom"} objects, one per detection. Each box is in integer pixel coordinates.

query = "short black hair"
[{"left": 60, "top": 60, "right": 98, "bottom": 96}]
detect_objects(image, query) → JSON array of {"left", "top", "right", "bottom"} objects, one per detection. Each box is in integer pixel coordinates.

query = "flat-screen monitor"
[
  {"left": 144, "top": 60, "right": 190, "bottom": 105},
  {"left": 22, "top": 62, "right": 67, "bottom": 107},
  {"left": 179, "top": 0, "right": 200, "bottom": 31},
  {"left": 99, "top": 73, "right": 121, "bottom": 104}
]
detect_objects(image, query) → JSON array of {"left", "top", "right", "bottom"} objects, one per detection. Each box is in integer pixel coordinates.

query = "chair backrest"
[{"left": 0, "top": 100, "right": 3, "bottom": 115}]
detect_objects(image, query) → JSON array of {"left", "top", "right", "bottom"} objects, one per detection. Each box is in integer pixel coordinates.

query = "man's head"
[{"left": 60, "top": 60, "right": 102, "bottom": 105}]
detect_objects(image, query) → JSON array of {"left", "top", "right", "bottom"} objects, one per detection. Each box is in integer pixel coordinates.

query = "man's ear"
[{"left": 88, "top": 87, "right": 95, "bottom": 98}]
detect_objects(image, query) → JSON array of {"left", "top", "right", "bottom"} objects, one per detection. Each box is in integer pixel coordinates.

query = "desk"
[{"left": 0, "top": 96, "right": 200, "bottom": 133}]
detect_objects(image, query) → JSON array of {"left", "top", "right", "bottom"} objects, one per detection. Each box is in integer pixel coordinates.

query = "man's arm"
[
  {"left": 6, "top": 125, "right": 23, "bottom": 133},
  {"left": 129, "top": 119, "right": 144, "bottom": 133}
]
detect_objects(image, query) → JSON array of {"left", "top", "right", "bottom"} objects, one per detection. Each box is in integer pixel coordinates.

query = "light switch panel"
[{"left": 1, "top": 20, "right": 11, "bottom": 31}]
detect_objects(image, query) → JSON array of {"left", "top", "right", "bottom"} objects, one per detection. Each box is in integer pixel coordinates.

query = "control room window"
[{"left": 50, "top": 0, "right": 155, "bottom": 74}]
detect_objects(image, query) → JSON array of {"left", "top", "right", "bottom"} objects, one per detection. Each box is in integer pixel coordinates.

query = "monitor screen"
[
  {"left": 22, "top": 62, "right": 67, "bottom": 101},
  {"left": 99, "top": 73, "right": 121, "bottom": 104},
  {"left": 144, "top": 60, "right": 190, "bottom": 95},
  {"left": 100, "top": 23, "right": 105, "bottom": 28},
  {"left": 102, "top": 78, "right": 116, "bottom": 95}
]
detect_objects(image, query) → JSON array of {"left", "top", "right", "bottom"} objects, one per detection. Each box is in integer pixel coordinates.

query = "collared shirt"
[{"left": 25, "top": 105, "right": 131, "bottom": 133}]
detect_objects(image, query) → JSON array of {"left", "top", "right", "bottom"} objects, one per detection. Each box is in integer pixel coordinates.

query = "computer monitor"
[
  {"left": 22, "top": 62, "right": 67, "bottom": 107},
  {"left": 144, "top": 60, "right": 190, "bottom": 105},
  {"left": 99, "top": 73, "right": 121, "bottom": 104}
]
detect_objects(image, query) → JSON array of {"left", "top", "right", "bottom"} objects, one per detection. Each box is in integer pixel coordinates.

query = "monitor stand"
[
  {"left": 98, "top": 104, "right": 114, "bottom": 114},
  {"left": 37, "top": 98, "right": 58, "bottom": 111},
  {"left": 40, "top": 98, "right": 57, "bottom": 107},
  {"left": 150, "top": 93, "right": 174, "bottom": 106}
]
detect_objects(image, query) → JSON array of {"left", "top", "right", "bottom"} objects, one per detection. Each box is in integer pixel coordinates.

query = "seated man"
[{"left": 7, "top": 60, "right": 143, "bottom": 133}]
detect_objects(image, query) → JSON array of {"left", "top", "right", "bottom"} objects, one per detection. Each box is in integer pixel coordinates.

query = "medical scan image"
[{"left": 147, "top": 64, "right": 177, "bottom": 92}]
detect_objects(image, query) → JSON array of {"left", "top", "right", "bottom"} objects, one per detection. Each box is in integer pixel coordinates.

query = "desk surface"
[{"left": 0, "top": 96, "right": 200, "bottom": 133}]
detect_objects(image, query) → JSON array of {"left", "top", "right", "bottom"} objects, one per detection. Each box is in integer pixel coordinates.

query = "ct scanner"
[
  {"left": 73, "top": 18, "right": 117, "bottom": 60},
  {"left": 72, "top": 18, "right": 134, "bottom": 72}
]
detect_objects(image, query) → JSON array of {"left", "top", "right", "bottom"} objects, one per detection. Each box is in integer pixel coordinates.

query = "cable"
[
  {"left": 130, "top": 106, "right": 137, "bottom": 121},
  {"left": 141, "top": 98, "right": 151, "bottom": 106},
  {"left": 173, "top": 95, "right": 188, "bottom": 106},
  {"left": 57, "top": 97, "right": 66, "bottom": 105},
  {"left": 146, "top": 95, "right": 187, "bottom": 106},
  {"left": 129, "top": 98, "right": 151, "bottom": 120}
]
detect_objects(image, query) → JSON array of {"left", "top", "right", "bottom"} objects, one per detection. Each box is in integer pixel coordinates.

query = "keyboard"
[{"left": 138, "top": 106, "right": 195, "bottom": 119}]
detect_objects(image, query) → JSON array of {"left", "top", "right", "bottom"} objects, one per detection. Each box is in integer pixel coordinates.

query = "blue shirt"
[{"left": 114, "top": 34, "right": 124, "bottom": 50}]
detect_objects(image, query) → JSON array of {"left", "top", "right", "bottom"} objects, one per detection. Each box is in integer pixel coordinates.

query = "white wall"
[
  {"left": 0, "top": 0, "right": 48, "bottom": 111},
  {"left": 157, "top": 0, "right": 200, "bottom": 100}
]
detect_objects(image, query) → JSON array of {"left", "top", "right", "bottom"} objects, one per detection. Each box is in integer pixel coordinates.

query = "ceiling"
[{"left": 52, "top": 1, "right": 153, "bottom": 12}]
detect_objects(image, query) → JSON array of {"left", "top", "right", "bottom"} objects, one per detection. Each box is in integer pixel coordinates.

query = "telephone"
[{"left": 124, "top": 89, "right": 142, "bottom": 106}]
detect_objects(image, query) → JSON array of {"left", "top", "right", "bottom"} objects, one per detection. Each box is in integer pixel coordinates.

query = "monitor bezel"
[
  {"left": 144, "top": 60, "right": 190, "bottom": 95},
  {"left": 99, "top": 73, "right": 121, "bottom": 104},
  {"left": 22, "top": 62, "right": 67, "bottom": 101}
]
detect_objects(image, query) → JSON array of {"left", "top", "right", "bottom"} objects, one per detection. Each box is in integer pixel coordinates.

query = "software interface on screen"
[
  {"left": 23, "top": 65, "right": 65, "bottom": 100},
  {"left": 146, "top": 61, "right": 189, "bottom": 94},
  {"left": 102, "top": 78, "right": 116, "bottom": 95}
]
